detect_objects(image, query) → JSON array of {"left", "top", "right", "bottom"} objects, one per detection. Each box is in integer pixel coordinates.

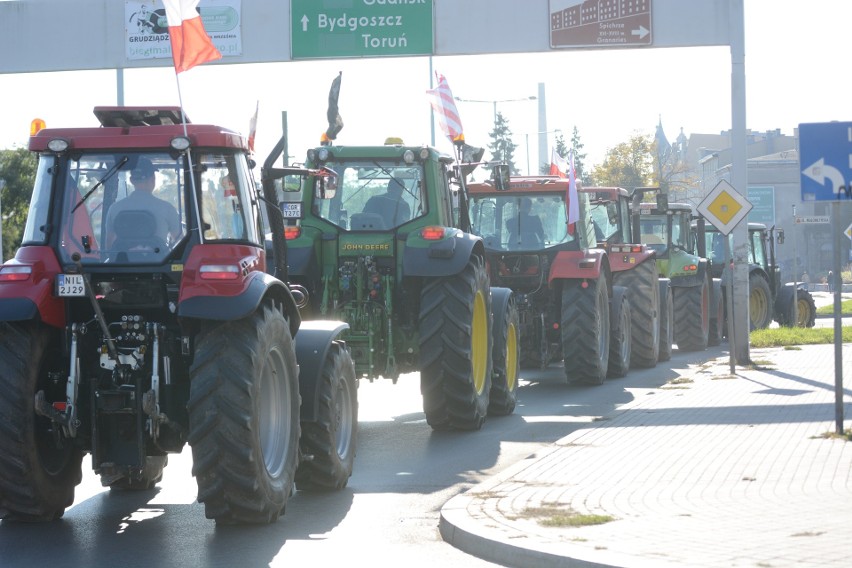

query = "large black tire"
[
  {"left": 613, "top": 259, "right": 659, "bottom": 368},
  {"left": 673, "top": 278, "right": 709, "bottom": 352},
  {"left": 562, "top": 274, "right": 610, "bottom": 385},
  {"left": 708, "top": 278, "right": 725, "bottom": 346},
  {"left": 489, "top": 290, "right": 519, "bottom": 416},
  {"left": 188, "top": 302, "right": 301, "bottom": 524},
  {"left": 775, "top": 287, "right": 817, "bottom": 328},
  {"left": 419, "top": 255, "right": 492, "bottom": 431},
  {"left": 607, "top": 287, "right": 631, "bottom": 379},
  {"left": 108, "top": 456, "right": 168, "bottom": 491},
  {"left": 0, "top": 322, "right": 83, "bottom": 522},
  {"left": 749, "top": 272, "right": 774, "bottom": 330},
  {"left": 295, "top": 342, "right": 358, "bottom": 491},
  {"left": 658, "top": 279, "right": 674, "bottom": 362}
]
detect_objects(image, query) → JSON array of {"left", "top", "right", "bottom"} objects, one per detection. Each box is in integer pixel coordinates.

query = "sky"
[{"left": 0, "top": 0, "right": 850, "bottom": 175}]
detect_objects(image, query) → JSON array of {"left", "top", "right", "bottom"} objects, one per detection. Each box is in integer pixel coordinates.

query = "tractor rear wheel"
[
  {"left": 562, "top": 275, "right": 610, "bottom": 385},
  {"left": 295, "top": 342, "right": 358, "bottom": 491},
  {"left": 607, "top": 288, "right": 631, "bottom": 379},
  {"left": 749, "top": 273, "right": 773, "bottom": 330},
  {"left": 613, "top": 259, "right": 659, "bottom": 368},
  {"left": 188, "top": 302, "right": 300, "bottom": 524},
  {"left": 775, "top": 287, "right": 817, "bottom": 328},
  {"left": 0, "top": 322, "right": 83, "bottom": 522},
  {"left": 658, "top": 280, "right": 674, "bottom": 362},
  {"left": 419, "top": 255, "right": 492, "bottom": 431},
  {"left": 489, "top": 290, "right": 519, "bottom": 416},
  {"left": 673, "top": 278, "right": 710, "bottom": 352}
]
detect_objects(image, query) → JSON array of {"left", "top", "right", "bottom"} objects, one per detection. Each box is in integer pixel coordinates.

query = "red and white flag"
[
  {"left": 549, "top": 147, "right": 568, "bottom": 178},
  {"left": 566, "top": 149, "right": 580, "bottom": 234},
  {"left": 247, "top": 100, "right": 259, "bottom": 153},
  {"left": 426, "top": 72, "right": 464, "bottom": 143},
  {"left": 163, "top": 0, "right": 221, "bottom": 73}
]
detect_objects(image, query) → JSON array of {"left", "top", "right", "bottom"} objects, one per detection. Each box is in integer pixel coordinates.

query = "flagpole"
[{"left": 173, "top": 71, "right": 204, "bottom": 244}]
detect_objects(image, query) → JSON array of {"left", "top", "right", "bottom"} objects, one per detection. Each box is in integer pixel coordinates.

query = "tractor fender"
[
  {"left": 178, "top": 272, "right": 301, "bottom": 336},
  {"left": 294, "top": 320, "right": 350, "bottom": 423},
  {"left": 490, "top": 286, "right": 513, "bottom": 325},
  {"left": 670, "top": 259, "right": 709, "bottom": 288},
  {"left": 608, "top": 247, "right": 656, "bottom": 273},
  {"left": 0, "top": 246, "right": 65, "bottom": 328},
  {"left": 547, "top": 249, "right": 608, "bottom": 285},
  {"left": 710, "top": 277, "right": 723, "bottom": 315},
  {"left": 402, "top": 229, "right": 483, "bottom": 277}
]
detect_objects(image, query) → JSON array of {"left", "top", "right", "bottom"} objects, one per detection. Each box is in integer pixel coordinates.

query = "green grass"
[
  {"left": 815, "top": 299, "right": 852, "bottom": 316},
  {"left": 521, "top": 505, "right": 615, "bottom": 528},
  {"left": 750, "top": 326, "right": 852, "bottom": 347}
]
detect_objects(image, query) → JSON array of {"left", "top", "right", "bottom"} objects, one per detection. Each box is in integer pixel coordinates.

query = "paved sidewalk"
[{"left": 441, "top": 344, "right": 852, "bottom": 568}]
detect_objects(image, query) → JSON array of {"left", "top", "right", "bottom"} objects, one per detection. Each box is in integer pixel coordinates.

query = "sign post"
[
  {"left": 697, "top": 179, "right": 753, "bottom": 375},
  {"left": 799, "top": 121, "right": 849, "bottom": 434}
]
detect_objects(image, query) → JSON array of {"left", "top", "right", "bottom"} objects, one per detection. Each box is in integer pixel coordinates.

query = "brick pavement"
[{"left": 441, "top": 344, "right": 852, "bottom": 568}]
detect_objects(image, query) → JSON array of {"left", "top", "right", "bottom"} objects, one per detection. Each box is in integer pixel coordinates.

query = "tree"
[
  {"left": 570, "top": 126, "right": 589, "bottom": 185},
  {"left": 0, "top": 147, "right": 37, "bottom": 261},
  {"left": 590, "top": 132, "right": 655, "bottom": 189},
  {"left": 487, "top": 111, "right": 520, "bottom": 174}
]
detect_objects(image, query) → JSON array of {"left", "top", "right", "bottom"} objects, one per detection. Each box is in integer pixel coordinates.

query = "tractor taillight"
[
  {"left": 199, "top": 264, "right": 240, "bottom": 280},
  {"left": 0, "top": 265, "right": 32, "bottom": 282},
  {"left": 284, "top": 226, "right": 301, "bottom": 240},
  {"left": 682, "top": 264, "right": 698, "bottom": 272},
  {"left": 421, "top": 226, "right": 446, "bottom": 240}
]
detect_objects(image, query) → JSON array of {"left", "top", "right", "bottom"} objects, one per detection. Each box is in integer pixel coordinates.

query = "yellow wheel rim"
[
  {"left": 471, "top": 289, "right": 488, "bottom": 395},
  {"left": 505, "top": 321, "right": 518, "bottom": 392}
]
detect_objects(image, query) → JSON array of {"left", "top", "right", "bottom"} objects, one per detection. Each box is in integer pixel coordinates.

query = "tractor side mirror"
[
  {"left": 776, "top": 228, "right": 785, "bottom": 245},
  {"left": 313, "top": 169, "right": 338, "bottom": 200},
  {"left": 492, "top": 164, "right": 510, "bottom": 191}
]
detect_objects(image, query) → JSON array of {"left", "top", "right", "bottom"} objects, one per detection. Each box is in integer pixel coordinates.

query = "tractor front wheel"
[
  {"left": 673, "top": 278, "right": 710, "bottom": 352},
  {"left": 295, "top": 342, "right": 358, "bottom": 491},
  {"left": 749, "top": 273, "right": 773, "bottom": 330},
  {"left": 489, "top": 290, "right": 519, "bottom": 416}
]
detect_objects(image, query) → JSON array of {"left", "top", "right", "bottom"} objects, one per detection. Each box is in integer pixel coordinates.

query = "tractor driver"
[
  {"left": 506, "top": 197, "right": 544, "bottom": 248},
  {"left": 106, "top": 157, "right": 181, "bottom": 247},
  {"left": 363, "top": 177, "right": 411, "bottom": 227}
]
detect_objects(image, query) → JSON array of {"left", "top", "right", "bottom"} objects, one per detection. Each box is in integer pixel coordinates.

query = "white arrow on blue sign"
[{"left": 799, "top": 121, "right": 852, "bottom": 201}]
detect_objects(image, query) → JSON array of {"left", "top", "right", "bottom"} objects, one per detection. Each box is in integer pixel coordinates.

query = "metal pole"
[
  {"left": 831, "top": 201, "right": 844, "bottom": 434},
  {"left": 792, "top": 204, "right": 798, "bottom": 325},
  {"left": 525, "top": 133, "right": 530, "bottom": 175},
  {"left": 725, "top": 236, "right": 736, "bottom": 374},
  {"left": 0, "top": 179, "right": 5, "bottom": 263}
]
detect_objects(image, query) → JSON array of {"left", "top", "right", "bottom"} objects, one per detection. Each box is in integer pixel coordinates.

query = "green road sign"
[{"left": 291, "top": 0, "right": 433, "bottom": 59}]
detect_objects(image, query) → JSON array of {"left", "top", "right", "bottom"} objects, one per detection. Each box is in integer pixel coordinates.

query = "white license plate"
[
  {"left": 57, "top": 274, "right": 86, "bottom": 297},
  {"left": 281, "top": 203, "right": 302, "bottom": 218}
]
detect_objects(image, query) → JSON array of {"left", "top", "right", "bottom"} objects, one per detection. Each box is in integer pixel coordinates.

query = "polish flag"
[
  {"left": 426, "top": 72, "right": 464, "bottom": 143},
  {"left": 566, "top": 149, "right": 580, "bottom": 234},
  {"left": 247, "top": 100, "right": 259, "bottom": 153},
  {"left": 163, "top": 0, "right": 221, "bottom": 73},
  {"left": 549, "top": 147, "right": 568, "bottom": 178}
]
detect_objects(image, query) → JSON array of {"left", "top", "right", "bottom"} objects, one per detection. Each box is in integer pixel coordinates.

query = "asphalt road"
[{"left": 0, "top": 345, "right": 726, "bottom": 568}]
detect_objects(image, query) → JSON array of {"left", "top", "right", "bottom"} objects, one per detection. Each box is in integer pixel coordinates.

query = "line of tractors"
[{"left": 0, "top": 106, "right": 815, "bottom": 525}]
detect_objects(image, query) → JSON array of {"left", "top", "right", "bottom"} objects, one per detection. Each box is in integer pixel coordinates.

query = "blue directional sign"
[{"left": 799, "top": 121, "right": 852, "bottom": 201}]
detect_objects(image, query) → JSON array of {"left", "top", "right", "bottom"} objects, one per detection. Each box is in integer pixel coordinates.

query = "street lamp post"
[{"left": 524, "top": 128, "right": 562, "bottom": 175}]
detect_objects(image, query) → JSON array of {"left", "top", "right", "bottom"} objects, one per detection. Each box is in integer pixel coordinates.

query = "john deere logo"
[{"left": 342, "top": 243, "right": 391, "bottom": 251}]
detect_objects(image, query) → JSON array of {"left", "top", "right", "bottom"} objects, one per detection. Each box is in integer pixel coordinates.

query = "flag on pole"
[
  {"left": 322, "top": 72, "right": 344, "bottom": 144},
  {"left": 247, "top": 100, "right": 259, "bottom": 153},
  {"left": 426, "top": 72, "right": 464, "bottom": 143},
  {"left": 549, "top": 148, "right": 568, "bottom": 178},
  {"left": 566, "top": 149, "right": 580, "bottom": 234},
  {"left": 163, "top": 0, "right": 221, "bottom": 73}
]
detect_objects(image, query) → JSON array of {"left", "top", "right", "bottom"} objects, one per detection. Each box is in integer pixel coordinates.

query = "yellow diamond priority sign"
[{"left": 697, "top": 180, "right": 753, "bottom": 235}]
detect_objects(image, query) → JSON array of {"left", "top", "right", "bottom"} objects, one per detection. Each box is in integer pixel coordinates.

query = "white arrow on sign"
[
  {"left": 631, "top": 25, "right": 649, "bottom": 39},
  {"left": 802, "top": 157, "right": 847, "bottom": 196},
  {"left": 846, "top": 222, "right": 852, "bottom": 241},
  {"left": 301, "top": 14, "right": 309, "bottom": 32}
]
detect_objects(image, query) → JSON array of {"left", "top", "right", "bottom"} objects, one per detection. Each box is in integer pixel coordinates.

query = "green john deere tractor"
[{"left": 261, "top": 137, "right": 518, "bottom": 431}]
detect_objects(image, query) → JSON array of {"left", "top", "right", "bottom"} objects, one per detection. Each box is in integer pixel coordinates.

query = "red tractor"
[
  {"left": 467, "top": 177, "right": 663, "bottom": 384},
  {"left": 0, "top": 107, "right": 358, "bottom": 523}
]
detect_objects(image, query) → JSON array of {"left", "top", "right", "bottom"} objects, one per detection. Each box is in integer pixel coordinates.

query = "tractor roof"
[
  {"left": 468, "top": 175, "right": 571, "bottom": 195},
  {"left": 29, "top": 106, "right": 247, "bottom": 152}
]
